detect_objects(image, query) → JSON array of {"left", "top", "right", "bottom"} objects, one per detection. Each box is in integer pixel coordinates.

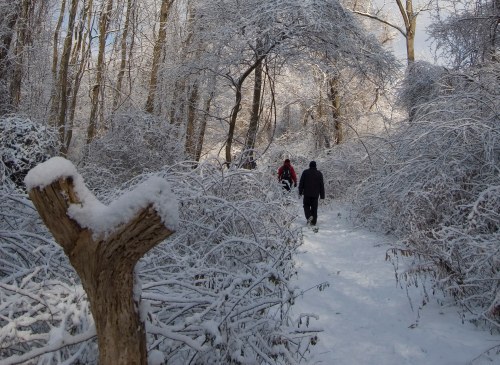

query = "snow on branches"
[
  {"left": 135, "top": 161, "right": 315, "bottom": 364},
  {"left": 25, "top": 157, "right": 179, "bottom": 237},
  {"left": 353, "top": 65, "right": 500, "bottom": 329},
  {"left": 0, "top": 115, "right": 59, "bottom": 191},
  {"left": 80, "top": 112, "right": 185, "bottom": 193},
  {"left": 0, "top": 182, "right": 95, "bottom": 364},
  {"left": 1, "top": 159, "right": 316, "bottom": 364}
]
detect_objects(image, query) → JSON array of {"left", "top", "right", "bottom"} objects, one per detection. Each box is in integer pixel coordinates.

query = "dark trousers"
[
  {"left": 303, "top": 196, "right": 319, "bottom": 225},
  {"left": 281, "top": 179, "right": 292, "bottom": 191},
  {"left": 281, "top": 181, "right": 291, "bottom": 191}
]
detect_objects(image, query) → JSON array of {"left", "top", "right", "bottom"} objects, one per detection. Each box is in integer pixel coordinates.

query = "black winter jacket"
[{"left": 298, "top": 167, "right": 325, "bottom": 199}]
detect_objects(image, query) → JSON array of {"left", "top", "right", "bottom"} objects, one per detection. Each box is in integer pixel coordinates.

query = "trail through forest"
[{"left": 291, "top": 202, "right": 499, "bottom": 365}]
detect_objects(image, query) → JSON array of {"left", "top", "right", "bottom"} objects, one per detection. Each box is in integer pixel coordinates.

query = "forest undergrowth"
[
  {"left": 0, "top": 137, "right": 317, "bottom": 364},
  {"left": 327, "top": 64, "right": 500, "bottom": 333},
  {"left": 1, "top": 64, "right": 498, "bottom": 365}
]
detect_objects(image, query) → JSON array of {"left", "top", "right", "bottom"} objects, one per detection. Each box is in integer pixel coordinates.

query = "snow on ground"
[{"left": 291, "top": 202, "right": 500, "bottom": 365}]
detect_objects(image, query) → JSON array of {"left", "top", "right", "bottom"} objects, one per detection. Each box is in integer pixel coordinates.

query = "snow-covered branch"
[{"left": 351, "top": 65, "right": 500, "bottom": 328}]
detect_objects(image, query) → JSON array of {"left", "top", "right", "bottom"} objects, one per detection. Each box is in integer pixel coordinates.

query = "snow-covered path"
[{"left": 291, "top": 203, "right": 499, "bottom": 365}]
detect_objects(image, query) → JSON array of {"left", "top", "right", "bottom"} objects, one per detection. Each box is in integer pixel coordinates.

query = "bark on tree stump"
[{"left": 28, "top": 176, "right": 175, "bottom": 365}]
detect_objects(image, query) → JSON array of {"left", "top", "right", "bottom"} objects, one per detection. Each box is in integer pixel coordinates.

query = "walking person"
[
  {"left": 298, "top": 161, "right": 325, "bottom": 226},
  {"left": 277, "top": 159, "right": 298, "bottom": 191}
]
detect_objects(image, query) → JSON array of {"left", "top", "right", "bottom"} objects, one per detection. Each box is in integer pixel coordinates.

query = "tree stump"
[{"left": 27, "top": 173, "right": 175, "bottom": 365}]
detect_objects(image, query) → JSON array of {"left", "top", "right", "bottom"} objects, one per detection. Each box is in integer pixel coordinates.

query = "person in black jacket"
[{"left": 298, "top": 161, "right": 325, "bottom": 226}]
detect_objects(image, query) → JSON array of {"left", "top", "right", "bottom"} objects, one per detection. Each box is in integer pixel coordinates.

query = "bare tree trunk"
[
  {"left": 0, "top": 1, "right": 21, "bottom": 114},
  {"left": 242, "top": 55, "right": 263, "bottom": 169},
  {"left": 328, "top": 77, "right": 343, "bottom": 145},
  {"left": 167, "top": 75, "right": 188, "bottom": 135},
  {"left": 113, "top": 0, "right": 134, "bottom": 109},
  {"left": 145, "top": 0, "right": 174, "bottom": 114},
  {"left": 180, "top": 3, "right": 201, "bottom": 153},
  {"left": 63, "top": 1, "right": 92, "bottom": 155},
  {"left": 50, "top": 0, "right": 79, "bottom": 153},
  {"left": 194, "top": 91, "right": 213, "bottom": 162},
  {"left": 49, "top": 0, "right": 66, "bottom": 122},
  {"left": 315, "top": 86, "right": 325, "bottom": 149},
  {"left": 223, "top": 31, "right": 285, "bottom": 166},
  {"left": 225, "top": 56, "right": 266, "bottom": 165},
  {"left": 489, "top": 0, "right": 499, "bottom": 62},
  {"left": 9, "top": 0, "right": 32, "bottom": 109},
  {"left": 28, "top": 175, "right": 175, "bottom": 365},
  {"left": 226, "top": 82, "right": 243, "bottom": 165},
  {"left": 184, "top": 82, "right": 199, "bottom": 159},
  {"left": 351, "top": 0, "right": 418, "bottom": 64},
  {"left": 87, "top": 0, "right": 113, "bottom": 145},
  {"left": 396, "top": 0, "right": 416, "bottom": 63}
]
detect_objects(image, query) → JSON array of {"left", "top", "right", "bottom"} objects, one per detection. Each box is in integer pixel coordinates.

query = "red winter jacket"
[{"left": 278, "top": 161, "right": 297, "bottom": 186}]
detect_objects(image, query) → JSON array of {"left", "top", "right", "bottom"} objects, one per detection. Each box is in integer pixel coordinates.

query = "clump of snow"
[
  {"left": 201, "top": 320, "right": 222, "bottom": 345},
  {"left": 68, "top": 175, "right": 178, "bottom": 237},
  {"left": 148, "top": 349, "right": 164, "bottom": 365},
  {"left": 24, "top": 157, "right": 79, "bottom": 190},
  {"left": 24, "top": 157, "right": 178, "bottom": 237}
]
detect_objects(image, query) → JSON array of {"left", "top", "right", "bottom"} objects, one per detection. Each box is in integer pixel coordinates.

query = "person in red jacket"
[{"left": 277, "top": 159, "right": 298, "bottom": 191}]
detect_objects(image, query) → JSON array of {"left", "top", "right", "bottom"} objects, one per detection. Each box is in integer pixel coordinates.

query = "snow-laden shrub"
[
  {"left": 0, "top": 183, "right": 97, "bottom": 363},
  {"left": 428, "top": 0, "right": 499, "bottom": 69},
  {"left": 134, "top": 160, "right": 314, "bottom": 364},
  {"left": 1, "top": 160, "right": 316, "bottom": 364},
  {"left": 353, "top": 66, "right": 500, "bottom": 328},
  {"left": 0, "top": 115, "right": 59, "bottom": 190},
  {"left": 397, "top": 60, "right": 446, "bottom": 116},
  {"left": 316, "top": 136, "right": 393, "bottom": 201},
  {"left": 81, "top": 112, "right": 185, "bottom": 192}
]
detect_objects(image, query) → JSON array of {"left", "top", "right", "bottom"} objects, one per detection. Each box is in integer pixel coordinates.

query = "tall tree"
[
  {"left": 225, "top": 52, "right": 269, "bottom": 165},
  {"left": 194, "top": 88, "right": 214, "bottom": 162},
  {"left": 328, "top": 76, "right": 343, "bottom": 145},
  {"left": 175, "top": 2, "right": 206, "bottom": 160},
  {"left": 50, "top": 0, "right": 79, "bottom": 153},
  {"left": 350, "top": 0, "right": 433, "bottom": 63},
  {"left": 396, "top": 0, "right": 417, "bottom": 62},
  {"left": 113, "top": 0, "right": 136, "bottom": 109},
  {"left": 64, "top": 0, "right": 93, "bottom": 154},
  {"left": 9, "top": 0, "right": 33, "bottom": 109},
  {"left": 87, "top": 0, "right": 114, "bottom": 145},
  {"left": 184, "top": 82, "right": 199, "bottom": 159},
  {"left": 145, "top": 0, "right": 175, "bottom": 114},
  {"left": 241, "top": 53, "right": 263, "bottom": 169},
  {"left": 0, "top": 0, "right": 22, "bottom": 114}
]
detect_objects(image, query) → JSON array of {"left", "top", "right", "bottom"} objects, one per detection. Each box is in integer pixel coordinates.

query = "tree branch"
[{"left": 350, "top": 10, "right": 407, "bottom": 37}]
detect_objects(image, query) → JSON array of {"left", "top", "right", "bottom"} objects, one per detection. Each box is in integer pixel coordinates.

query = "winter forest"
[{"left": 0, "top": 0, "right": 499, "bottom": 363}]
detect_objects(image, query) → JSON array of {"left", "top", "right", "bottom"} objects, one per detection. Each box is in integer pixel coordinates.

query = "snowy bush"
[
  {"left": 1, "top": 160, "right": 316, "bottom": 364},
  {"left": 0, "top": 183, "right": 98, "bottom": 363},
  {"left": 134, "top": 161, "right": 314, "bottom": 364},
  {"left": 396, "top": 60, "right": 446, "bottom": 117},
  {"left": 0, "top": 115, "right": 59, "bottom": 190},
  {"left": 81, "top": 112, "right": 185, "bottom": 192},
  {"left": 317, "top": 136, "right": 392, "bottom": 201},
  {"left": 353, "top": 66, "right": 500, "bottom": 329}
]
